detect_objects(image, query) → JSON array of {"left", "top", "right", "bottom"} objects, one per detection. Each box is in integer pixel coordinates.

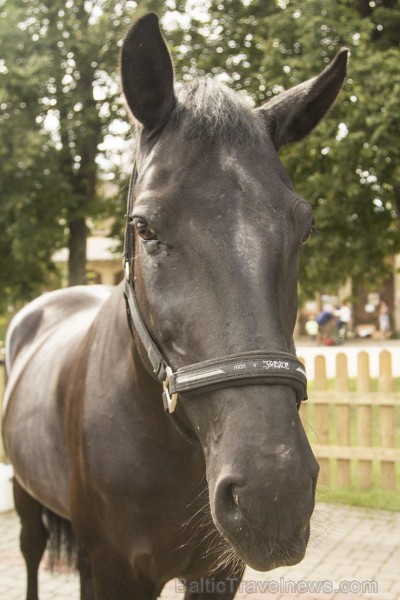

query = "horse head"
[{"left": 121, "top": 13, "right": 347, "bottom": 571}]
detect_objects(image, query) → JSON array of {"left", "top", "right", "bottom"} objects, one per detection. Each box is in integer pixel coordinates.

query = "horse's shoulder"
[{"left": 6, "top": 286, "right": 112, "bottom": 370}]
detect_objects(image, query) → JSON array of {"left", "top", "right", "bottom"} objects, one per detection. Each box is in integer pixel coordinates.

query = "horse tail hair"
[{"left": 42, "top": 507, "right": 78, "bottom": 571}]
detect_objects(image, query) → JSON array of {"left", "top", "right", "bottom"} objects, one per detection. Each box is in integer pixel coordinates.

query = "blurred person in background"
[
  {"left": 337, "top": 302, "right": 352, "bottom": 342},
  {"left": 378, "top": 299, "right": 391, "bottom": 339}
]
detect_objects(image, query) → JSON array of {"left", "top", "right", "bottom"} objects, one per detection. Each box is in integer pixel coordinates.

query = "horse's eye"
[{"left": 135, "top": 218, "right": 159, "bottom": 242}]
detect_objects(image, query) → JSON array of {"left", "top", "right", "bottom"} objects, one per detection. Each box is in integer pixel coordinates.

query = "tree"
[
  {"left": 0, "top": 0, "right": 141, "bottom": 308},
  {"left": 257, "top": 0, "right": 400, "bottom": 297}
]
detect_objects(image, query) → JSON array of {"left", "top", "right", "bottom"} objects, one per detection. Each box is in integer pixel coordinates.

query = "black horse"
[{"left": 2, "top": 13, "right": 348, "bottom": 600}]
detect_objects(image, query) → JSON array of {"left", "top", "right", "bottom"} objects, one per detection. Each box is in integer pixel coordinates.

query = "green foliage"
[{"left": 0, "top": 0, "right": 140, "bottom": 307}]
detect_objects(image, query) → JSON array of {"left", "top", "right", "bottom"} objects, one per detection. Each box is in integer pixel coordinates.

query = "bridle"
[{"left": 123, "top": 167, "right": 308, "bottom": 444}]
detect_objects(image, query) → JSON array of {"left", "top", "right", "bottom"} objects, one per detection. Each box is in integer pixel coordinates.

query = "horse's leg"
[
  {"left": 77, "top": 545, "right": 95, "bottom": 600},
  {"left": 13, "top": 478, "right": 48, "bottom": 600},
  {"left": 183, "top": 565, "right": 245, "bottom": 600}
]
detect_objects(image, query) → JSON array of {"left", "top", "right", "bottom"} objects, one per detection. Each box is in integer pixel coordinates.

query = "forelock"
[{"left": 168, "top": 78, "right": 265, "bottom": 143}]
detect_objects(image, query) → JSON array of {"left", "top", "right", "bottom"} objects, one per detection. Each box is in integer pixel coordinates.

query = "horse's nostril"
[{"left": 217, "top": 480, "right": 243, "bottom": 516}]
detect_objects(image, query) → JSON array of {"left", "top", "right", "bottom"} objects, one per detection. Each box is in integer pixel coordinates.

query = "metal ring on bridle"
[{"left": 163, "top": 366, "right": 178, "bottom": 413}]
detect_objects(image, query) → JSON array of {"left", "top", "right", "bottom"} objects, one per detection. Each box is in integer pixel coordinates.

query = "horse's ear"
[
  {"left": 121, "top": 13, "right": 176, "bottom": 132},
  {"left": 258, "top": 49, "right": 349, "bottom": 149}
]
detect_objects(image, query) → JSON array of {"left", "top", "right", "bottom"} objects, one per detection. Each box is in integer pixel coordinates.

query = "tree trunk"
[{"left": 68, "top": 218, "right": 87, "bottom": 286}]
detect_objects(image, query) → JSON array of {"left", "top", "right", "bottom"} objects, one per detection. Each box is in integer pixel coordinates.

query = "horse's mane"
[{"left": 170, "top": 78, "right": 265, "bottom": 144}]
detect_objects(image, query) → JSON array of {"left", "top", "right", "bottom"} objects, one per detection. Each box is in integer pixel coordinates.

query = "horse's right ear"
[{"left": 121, "top": 13, "right": 176, "bottom": 132}]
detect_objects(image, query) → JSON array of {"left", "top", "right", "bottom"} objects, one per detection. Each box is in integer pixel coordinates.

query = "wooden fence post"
[
  {"left": 335, "top": 353, "right": 351, "bottom": 487},
  {"left": 314, "top": 355, "right": 329, "bottom": 486},
  {"left": 356, "top": 351, "right": 372, "bottom": 489},
  {"left": 378, "top": 351, "right": 396, "bottom": 490},
  {"left": 309, "top": 349, "right": 399, "bottom": 493}
]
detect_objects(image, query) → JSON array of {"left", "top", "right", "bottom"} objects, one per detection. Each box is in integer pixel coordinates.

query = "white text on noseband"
[{"left": 262, "top": 360, "right": 290, "bottom": 370}]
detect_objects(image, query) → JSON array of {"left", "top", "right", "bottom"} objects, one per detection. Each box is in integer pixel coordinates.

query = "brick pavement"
[{"left": 0, "top": 503, "right": 399, "bottom": 600}]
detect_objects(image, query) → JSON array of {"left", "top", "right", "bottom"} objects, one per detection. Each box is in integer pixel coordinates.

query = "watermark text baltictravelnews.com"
[{"left": 176, "top": 576, "right": 378, "bottom": 595}]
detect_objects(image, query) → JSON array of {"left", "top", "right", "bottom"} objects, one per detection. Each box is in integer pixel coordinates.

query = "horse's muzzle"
[{"left": 210, "top": 445, "right": 318, "bottom": 572}]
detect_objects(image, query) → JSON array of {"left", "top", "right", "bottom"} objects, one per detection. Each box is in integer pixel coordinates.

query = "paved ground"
[{"left": 0, "top": 503, "right": 399, "bottom": 600}]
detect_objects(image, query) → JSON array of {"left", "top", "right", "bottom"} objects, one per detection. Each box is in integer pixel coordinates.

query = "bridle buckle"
[{"left": 162, "top": 366, "right": 178, "bottom": 413}]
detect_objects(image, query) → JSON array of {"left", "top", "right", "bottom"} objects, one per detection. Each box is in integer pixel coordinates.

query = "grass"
[
  {"left": 305, "top": 377, "right": 400, "bottom": 512},
  {"left": 316, "top": 474, "right": 400, "bottom": 512}
]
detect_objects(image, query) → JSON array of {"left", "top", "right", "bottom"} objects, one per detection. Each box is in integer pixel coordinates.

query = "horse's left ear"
[
  {"left": 121, "top": 13, "right": 176, "bottom": 132},
  {"left": 258, "top": 49, "right": 349, "bottom": 149}
]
